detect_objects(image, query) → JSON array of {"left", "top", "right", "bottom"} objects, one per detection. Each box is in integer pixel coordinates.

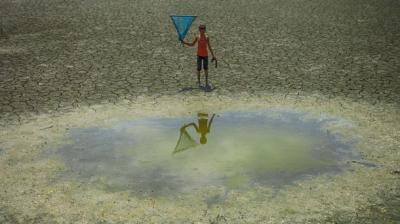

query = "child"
[{"left": 182, "top": 24, "right": 217, "bottom": 88}]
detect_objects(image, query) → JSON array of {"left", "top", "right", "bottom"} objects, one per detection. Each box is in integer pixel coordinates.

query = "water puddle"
[{"left": 53, "top": 109, "right": 359, "bottom": 196}]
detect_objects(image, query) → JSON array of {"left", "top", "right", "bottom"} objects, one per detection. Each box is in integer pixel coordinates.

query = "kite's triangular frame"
[
  {"left": 170, "top": 15, "right": 197, "bottom": 41},
  {"left": 173, "top": 127, "right": 198, "bottom": 154}
]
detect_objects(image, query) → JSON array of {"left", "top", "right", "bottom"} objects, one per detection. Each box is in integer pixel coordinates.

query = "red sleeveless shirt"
[{"left": 197, "top": 34, "right": 208, "bottom": 57}]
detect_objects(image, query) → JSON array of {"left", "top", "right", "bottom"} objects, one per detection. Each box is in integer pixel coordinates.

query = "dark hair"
[
  {"left": 199, "top": 24, "right": 206, "bottom": 30},
  {"left": 200, "top": 135, "right": 207, "bottom": 144}
]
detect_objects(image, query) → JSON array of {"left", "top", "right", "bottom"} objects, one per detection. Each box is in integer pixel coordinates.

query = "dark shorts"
[{"left": 197, "top": 56, "right": 208, "bottom": 71}]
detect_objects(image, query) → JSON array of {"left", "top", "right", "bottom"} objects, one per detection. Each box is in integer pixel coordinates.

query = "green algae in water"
[{"left": 55, "top": 109, "right": 359, "bottom": 195}]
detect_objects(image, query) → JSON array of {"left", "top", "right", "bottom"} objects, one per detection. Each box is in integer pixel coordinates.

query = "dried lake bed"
[
  {"left": 1, "top": 0, "right": 399, "bottom": 222},
  {"left": 0, "top": 93, "right": 399, "bottom": 223}
]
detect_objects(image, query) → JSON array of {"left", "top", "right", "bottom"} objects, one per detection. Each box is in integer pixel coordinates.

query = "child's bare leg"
[
  {"left": 197, "top": 70, "right": 201, "bottom": 86},
  {"left": 205, "top": 70, "right": 209, "bottom": 86}
]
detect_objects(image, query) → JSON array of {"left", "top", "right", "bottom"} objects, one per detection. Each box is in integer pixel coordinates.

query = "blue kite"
[{"left": 170, "top": 15, "right": 197, "bottom": 42}]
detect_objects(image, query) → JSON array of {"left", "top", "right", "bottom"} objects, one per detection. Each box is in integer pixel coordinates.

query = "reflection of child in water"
[{"left": 181, "top": 113, "right": 215, "bottom": 144}]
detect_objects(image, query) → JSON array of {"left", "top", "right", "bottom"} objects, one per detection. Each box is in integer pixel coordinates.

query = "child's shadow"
[
  {"left": 200, "top": 85, "right": 217, "bottom": 92},
  {"left": 178, "top": 85, "right": 217, "bottom": 93}
]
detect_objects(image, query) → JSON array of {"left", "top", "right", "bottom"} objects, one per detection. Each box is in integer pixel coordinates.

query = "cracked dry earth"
[
  {"left": 0, "top": 0, "right": 399, "bottom": 125},
  {"left": 0, "top": 0, "right": 400, "bottom": 223}
]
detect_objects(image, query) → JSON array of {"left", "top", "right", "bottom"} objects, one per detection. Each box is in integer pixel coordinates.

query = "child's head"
[
  {"left": 199, "top": 24, "right": 206, "bottom": 34},
  {"left": 200, "top": 135, "right": 207, "bottom": 144}
]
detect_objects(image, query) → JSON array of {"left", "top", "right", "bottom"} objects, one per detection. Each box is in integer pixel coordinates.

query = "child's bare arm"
[
  {"left": 183, "top": 37, "right": 198, "bottom": 47},
  {"left": 181, "top": 123, "right": 199, "bottom": 132},
  {"left": 207, "top": 114, "right": 216, "bottom": 132},
  {"left": 207, "top": 37, "right": 216, "bottom": 58}
]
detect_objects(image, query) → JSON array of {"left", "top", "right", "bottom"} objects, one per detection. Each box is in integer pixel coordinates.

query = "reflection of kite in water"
[
  {"left": 170, "top": 15, "right": 197, "bottom": 42},
  {"left": 173, "top": 113, "right": 216, "bottom": 154},
  {"left": 173, "top": 125, "right": 198, "bottom": 154}
]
